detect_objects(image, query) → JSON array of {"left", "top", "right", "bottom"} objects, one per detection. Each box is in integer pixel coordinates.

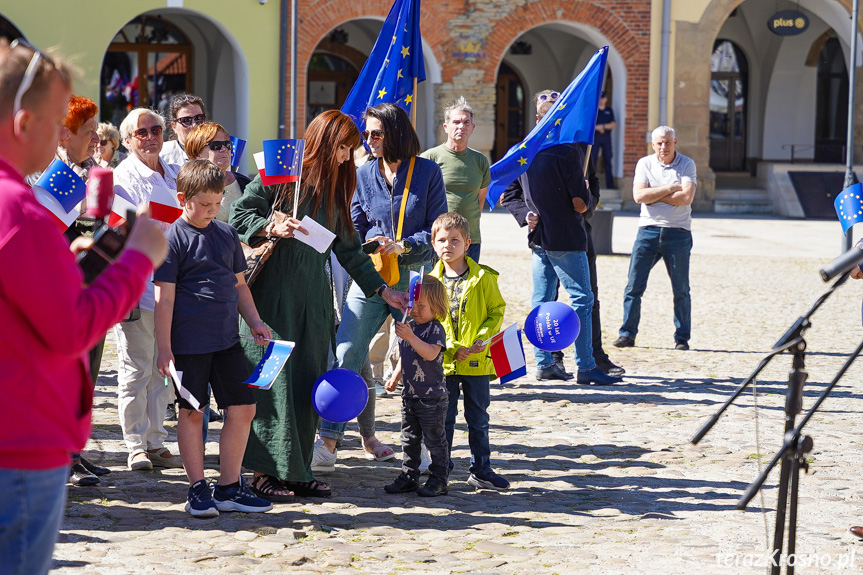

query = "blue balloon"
[
  {"left": 312, "top": 369, "right": 369, "bottom": 423},
  {"left": 524, "top": 302, "right": 580, "bottom": 351}
]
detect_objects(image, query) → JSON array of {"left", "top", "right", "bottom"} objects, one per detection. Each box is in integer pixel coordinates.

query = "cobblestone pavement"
[{"left": 53, "top": 213, "right": 863, "bottom": 574}]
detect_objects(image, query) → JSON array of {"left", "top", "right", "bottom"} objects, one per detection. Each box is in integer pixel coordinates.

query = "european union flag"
[
  {"left": 34, "top": 159, "right": 85, "bottom": 213},
  {"left": 341, "top": 0, "right": 425, "bottom": 128},
  {"left": 485, "top": 47, "right": 609, "bottom": 210},
  {"left": 230, "top": 136, "right": 247, "bottom": 171},
  {"left": 835, "top": 183, "right": 863, "bottom": 235},
  {"left": 262, "top": 139, "right": 304, "bottom": 182},
  {"left": 245, "top": 340, "right": 295, "bottom": 391}
]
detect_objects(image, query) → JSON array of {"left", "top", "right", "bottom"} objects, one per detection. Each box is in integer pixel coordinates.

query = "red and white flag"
[
  {"left": 254, "top": 152, "right": 299, "bottom": 187},
  {"left": 147, "top": 185, "right": 182, "bottom": 224},
  {"left": 108, "top": 193, "right": 137, "bottom": 227},
  {"left": 33, "top": 186, "right": 79, "bottom": 232},
  {"left": 486, "top": 323, "right": 527, "bottom": 384}
]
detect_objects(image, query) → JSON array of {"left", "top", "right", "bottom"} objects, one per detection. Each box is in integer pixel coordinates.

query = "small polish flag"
[
  {"left": 33, "top": 186, "right": 79, "bottom": 232},
  {"left": 147, "top": 185, "right": 182, "bottom": 224},
  {"left": 486, "top": 323, "right": 527, "bottom": 384},
  {"left": 254, "top": 152, "right": 299, "bottom": 187},
  {"left": 108, "top": 193, "right": 137, "bottom": 227}
]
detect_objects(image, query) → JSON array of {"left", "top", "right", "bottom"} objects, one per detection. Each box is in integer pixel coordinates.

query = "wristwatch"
[
  {"left": 375, "top": 284, "right": 388, "bottom": 297},
  {"left": 400, "top": 239, "right": 412, "bottom": 254}
]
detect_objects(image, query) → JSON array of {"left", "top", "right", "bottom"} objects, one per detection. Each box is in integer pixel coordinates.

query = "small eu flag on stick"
[
  {"left": 834, "top": 182, "right": 863, "bottom": 235},
  {"left": 245, "top": 339, "right": 295, "bottom": 391}
]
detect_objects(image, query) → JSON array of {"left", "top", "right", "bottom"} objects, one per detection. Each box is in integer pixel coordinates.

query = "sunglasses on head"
[
  {"left": 206, "top": 140, "right": 233, "bottom": 152},
  {"left": 361, "top": 129, "right": 384, "bottom": 141},
  {"left": 133, "top": 125, "right": 163, "bottom": 139},
  {"left": 10, "top": 39, "right": 64, "bottom": 117},
  {"left": 174, "top": 113, "right": 207, "bottom": 128},
  {"left": 537, "top": 92, "right": 560, "bottom": 103}
]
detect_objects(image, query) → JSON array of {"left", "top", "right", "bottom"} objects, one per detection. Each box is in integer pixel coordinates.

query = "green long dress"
[{"left": 230, "top": 176, "right": 382, "bottom": 482}]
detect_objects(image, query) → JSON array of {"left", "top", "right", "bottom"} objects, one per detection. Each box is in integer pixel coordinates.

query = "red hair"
[
  {"left": 64, "top": 95, "right": 98, "bottom": 134},
  {"left": 291, "top": 110, "right": 363, "bottom": 231}
]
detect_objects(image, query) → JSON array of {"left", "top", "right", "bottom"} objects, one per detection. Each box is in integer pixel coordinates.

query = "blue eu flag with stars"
[
  {"left": 34, "top": 159, "right": 86, "bottom": 213},
  {"left": 341, "top": 0, "right": 425, "bottom": 129},
  {"left": 835, "top": 182, "right": 863, "bottom": 235},
  {"left": 245, "top": 340, "right": 295, "bottom": 390},
  {"left": 262, "top": 139, "right": 304, "bottom": 181},
  {"left": 486, "top": 47, "right": 609, "bottom": 210}
]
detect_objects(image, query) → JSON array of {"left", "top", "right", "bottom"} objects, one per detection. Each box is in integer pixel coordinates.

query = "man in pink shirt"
[{"left": 0, "top": 40, "right": 167, "bottom": 575}]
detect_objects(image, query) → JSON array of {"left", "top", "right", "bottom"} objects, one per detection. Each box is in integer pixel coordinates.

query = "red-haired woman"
[{"left": 230, "top": 110, "right": 405, "bottom": 501}]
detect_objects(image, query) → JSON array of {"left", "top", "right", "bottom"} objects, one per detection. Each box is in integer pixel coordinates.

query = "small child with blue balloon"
[
  {"left": 428, "top": 212, "right": 508, "bottom": 490},
  {"left": 384, "top": 275, "right": 450, "bottom": 497}
]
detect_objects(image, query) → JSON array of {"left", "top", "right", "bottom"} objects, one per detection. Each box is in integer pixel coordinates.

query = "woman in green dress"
[{"left": 230, "top": 110, "right": 406, "bottom": 501}]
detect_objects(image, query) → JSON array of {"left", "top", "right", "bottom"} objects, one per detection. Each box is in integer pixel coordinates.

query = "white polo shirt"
[{"left": 633, "top": 151, "right": 697, "bottom": 230}]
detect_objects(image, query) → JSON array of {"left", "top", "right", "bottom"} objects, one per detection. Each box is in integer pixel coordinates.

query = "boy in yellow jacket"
[{"left": 429, "top": 212, "right": 508, "bottom": 489}]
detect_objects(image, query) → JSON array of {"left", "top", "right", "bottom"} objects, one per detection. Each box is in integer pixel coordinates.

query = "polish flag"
[
  {"left": 486, "top": 323, "right": 527, "bottom": 384},
  {"left": 147, "top": 185, "right": 182, "bottom": 224},
  {"left": 33, "top": 186, "right": 79, "bottom": 232},
  {"left": 108, "top": 193, "right": 137, "bottom": 227},
  {"left": 254, "top": 152, "right": 298, "bottom": 187}
]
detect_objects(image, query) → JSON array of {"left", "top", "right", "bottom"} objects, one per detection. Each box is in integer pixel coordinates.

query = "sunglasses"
[
  {"left": 361, "top": 129, "right": 384, "bottom": 141},
  {"left": 10, "top": 39, "right": 63, "bottom": 117},
  {"left": 537, "top": 92, "right": 560, "bottom": 103},
  {"left": 174, "top": 114, "right": 207, "bottom": 128},
  {"left": 133, "top": 125, "right": 164, "bottom": 139},
  {"left": 99, "top": 139, "right": 110, "bottom": 146},
  {"left": 206, "top": 140, "right": 233, "bottom": 152}
]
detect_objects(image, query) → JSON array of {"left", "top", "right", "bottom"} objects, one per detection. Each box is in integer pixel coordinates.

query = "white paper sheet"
[{"left": 292, "top": 215, "right": 336, "bottom": 253}]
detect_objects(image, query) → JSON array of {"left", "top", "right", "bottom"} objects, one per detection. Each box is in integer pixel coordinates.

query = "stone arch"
[
  {"left": 295, "top": 1, "right": 448, "bottom": 136},
  {"left": 482, "top": 0, "right": 650, "bottom": 185}
]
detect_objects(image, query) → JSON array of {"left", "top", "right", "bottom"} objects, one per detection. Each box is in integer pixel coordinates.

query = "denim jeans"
[
  {"left": 0, "top": 466, "right": 68, "bottom": 575},
  {"left": 320, "top": 267, "right": 414, "bottom": 441},
  {"left": 531, "top": 247, "right": 596, "bottom": 371},
  {"left": 620, "top": 226, "right": 692, "bottom": 342},
  {"left": 445, "top": 374, "right": 491, "bottom": 475},
  {"left": 401, "top": 396, "right": 449, "bottom": 482}
]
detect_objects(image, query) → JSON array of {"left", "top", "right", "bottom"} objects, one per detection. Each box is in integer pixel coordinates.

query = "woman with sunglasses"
[
  {"left": 112, "top": 108, "right": 184, "bottom": 473},
  {"left": 230, "top": 110, "right": 406, "bottom": 501},
  {"left": 95, "top": 122, "right": 126, "bottom": 170},
  {"left": 185, "top": 121, "right": 250, "bottom": 223},
  {"left": 160, "top": 92, "right": 207, "bottom": 166},
  {"left": 315, "top": 102, "right": 447, "bottom": 469}
]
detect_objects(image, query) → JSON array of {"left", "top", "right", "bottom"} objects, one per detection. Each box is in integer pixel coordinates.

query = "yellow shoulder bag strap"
[{"left": 394, "top": 157, "right": 415, "bottom": 242}]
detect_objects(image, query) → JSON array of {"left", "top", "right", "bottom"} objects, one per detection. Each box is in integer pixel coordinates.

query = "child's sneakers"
[
  {"left": 384, "top": 472, "right": 420, "bottom": 494},
  {"left": 417, "top": 475, "right": 448, "bottom": 497},
  {"left": 213, "top": 475, "right": 273, "bottom": 513},
  {"left": 467, "top": 470, "right": 510, "bottom": 491},
  {"left": 185, "top": 479, "right": 219, "bottom": 518}
]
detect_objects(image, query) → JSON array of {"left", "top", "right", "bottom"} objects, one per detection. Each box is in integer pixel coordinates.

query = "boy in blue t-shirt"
[
  {"left": 154, "top": 159, "right": 273, "bottom": 517},
  {"left": 384, "top": 275, "right": 450, "bottom": 497}
]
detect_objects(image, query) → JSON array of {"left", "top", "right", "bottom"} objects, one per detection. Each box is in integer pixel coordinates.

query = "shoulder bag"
[{"left": 370, "top": 157, "right": 415, "bottom": 286}]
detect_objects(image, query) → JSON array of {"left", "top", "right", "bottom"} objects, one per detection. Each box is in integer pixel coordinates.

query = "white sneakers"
[{"left": 311, "top": 438, "right": 336, "bottom": 473}]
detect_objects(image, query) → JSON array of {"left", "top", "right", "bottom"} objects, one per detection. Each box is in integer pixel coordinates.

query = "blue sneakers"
[
  {"left": 185, "top": 479, "right": 219, "bottom": 518},
  {"left": 468, "top": 471, "right": 511, "bottom": 490},
  {"left": 213, "top": 475, "right": 273, "bottom": 513}
]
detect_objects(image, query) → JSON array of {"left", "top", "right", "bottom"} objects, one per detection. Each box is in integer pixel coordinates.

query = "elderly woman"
[
  {"left": 160, "top": 92, "right": 207, "bottom": 165},
  {"left": 95, "top": 122, "right": 126, "bottom": 169},
  {"left": 230, "top": 110, "right": 406, "bottom": 501},
  {"left": 314, "top": 102, "right": 448, "bottom": 469},
  {"left": 184, "top": 121, "right": 251, "bottom": 222},
  {"left": 112, "top": 108, "right": 184, "bottom": 472}
]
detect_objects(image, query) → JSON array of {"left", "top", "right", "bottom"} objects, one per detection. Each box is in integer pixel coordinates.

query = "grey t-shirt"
[
  {"left": 633, "top": 152, "right": 697, "bottom": 230},
  {"left": 154, "top": 217, "right": 246, "bottom": 354}
]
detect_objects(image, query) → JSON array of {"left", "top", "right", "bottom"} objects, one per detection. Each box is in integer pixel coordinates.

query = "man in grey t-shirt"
[{"left": 614, "top": 126, "right": 697, "bottom": 351}]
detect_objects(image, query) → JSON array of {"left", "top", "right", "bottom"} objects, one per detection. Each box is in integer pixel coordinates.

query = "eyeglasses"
[
  {"left": 361, "top": 129, "right": 384, "bottom": 141},
  {"left": 206, "top": 140, "right": 233, "bottom": 152},
  {"left": 10, "top": 39, "right": 60, "bottom": 117},
  {"left": 174, "top": 114, "right": 207, "bottom": 128},
  {"left": 537, "top": 92, "right": 560, "bottom": 103},
  {"left": 132, "top": 125, "right": 164, "bottom": 139}
]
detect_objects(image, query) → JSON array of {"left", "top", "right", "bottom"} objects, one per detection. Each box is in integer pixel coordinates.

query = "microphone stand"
[{"left": 691, "top": 270, "right": 859, "bottom": 575}]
